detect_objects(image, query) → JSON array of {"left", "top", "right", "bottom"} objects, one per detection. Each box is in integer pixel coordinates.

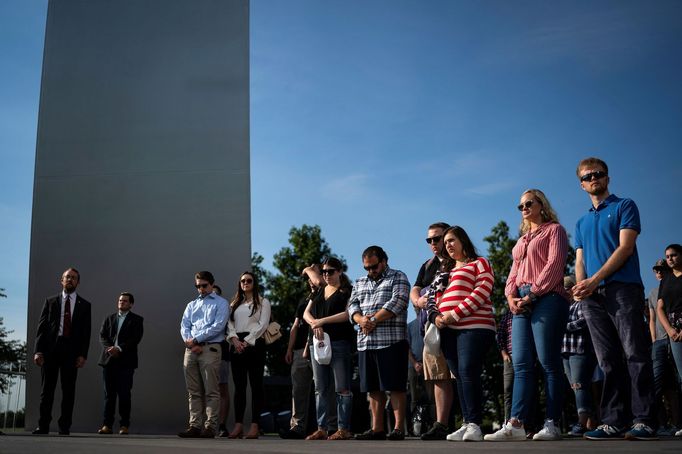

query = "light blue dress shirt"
[{"left": 180, "top": 292, "right": 230, "bottom": 344}]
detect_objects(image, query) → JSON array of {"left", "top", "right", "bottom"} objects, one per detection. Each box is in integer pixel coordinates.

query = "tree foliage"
[
  {"left": 1, "top": 290, "right": 27, "bottom": 393},
  {"left": 257, "top": 225, "right": 346, "bottom": 376}
]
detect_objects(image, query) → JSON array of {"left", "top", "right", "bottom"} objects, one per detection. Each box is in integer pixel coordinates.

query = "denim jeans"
[
  {"left": 582, "top": 282, "right": 654, "bottom": 426},
  {"left": 563, "top": 353, "right": 596, "bottom": 416},
  {"left": 440, "top": 328, "right": 494, "bottom": 425},
  {"left": 311, "top": 339, "right": 353, "bottom": 430},
  {"left": 510, "top": 286, "right": 569, "bottom": 422},
  {"left": 669, "top": 338, "right": 682, "bottom": 384},
  {"left": 503, "top": 358, "right": 514, "bottom": 422}
]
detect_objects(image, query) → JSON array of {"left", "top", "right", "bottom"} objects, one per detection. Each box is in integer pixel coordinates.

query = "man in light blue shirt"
[{"left": 178, "top": 271, "right": 229, "bottom": 438}]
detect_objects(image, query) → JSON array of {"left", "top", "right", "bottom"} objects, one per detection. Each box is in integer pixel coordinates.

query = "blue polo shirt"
[{"left": 574, "top": 194, "right": 643, "bottom": 286}]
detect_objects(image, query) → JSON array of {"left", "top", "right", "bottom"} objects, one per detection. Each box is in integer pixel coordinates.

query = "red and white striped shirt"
[
  {"left": 436, "top": 257, "right": 496, "bottom": 332},
  {"left": 504, "top": 221, "right": 569, "bottom": 300}
]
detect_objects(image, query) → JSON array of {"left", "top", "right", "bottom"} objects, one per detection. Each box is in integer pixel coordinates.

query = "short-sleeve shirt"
[
  {"left": 293, "top": 299, "right": 310, "bottom": 350},
  {"left": 309, "top": 288, "right": 355, "bottom": 343},
  {"left": 659, "top": 273, "right": 682, "bottom": 315},
  {"left": 574, "top": 194, "right": 643, "bottom": 286},
  {"left": 414, "top": 256, "right": 442, "bottom": 289},
  {"left": 647, "top": 287, "right": 667, "bottom": 341}
]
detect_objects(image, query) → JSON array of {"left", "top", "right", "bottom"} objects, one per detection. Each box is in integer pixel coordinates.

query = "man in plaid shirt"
[{"left": 348, "top": 245, "right": 410, "bottom": 440}]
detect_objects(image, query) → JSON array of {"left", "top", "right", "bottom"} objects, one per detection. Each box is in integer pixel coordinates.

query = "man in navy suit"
[
  {"left": 97, "top": 292, "right": 144, "bottom": 435},
  {"left": 33, "top": 267, "right": 92, "bottom": 435}
]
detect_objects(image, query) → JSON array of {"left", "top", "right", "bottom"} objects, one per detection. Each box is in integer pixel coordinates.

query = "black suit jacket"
[
  {"left": 34, "top": 294, "right": 92, "bottom": 359},
  {"left": 98, "top": 311, "right": 144, "bottom": 369}
]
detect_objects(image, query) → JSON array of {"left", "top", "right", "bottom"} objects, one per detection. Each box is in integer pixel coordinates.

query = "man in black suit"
[
  {"left": 97, "top": 292, "right": 144, "bottom": 435},
  {"left": 33, "top": 267, "right": 92, "bottom": 435}
]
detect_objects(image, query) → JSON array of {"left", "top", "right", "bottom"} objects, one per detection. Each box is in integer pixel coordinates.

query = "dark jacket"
[
  {"left": 98, "top": 311, "right": 144, "bottom": 369},
  {"left": 34, "top": 294, "right": 92, "bottom": 359}
]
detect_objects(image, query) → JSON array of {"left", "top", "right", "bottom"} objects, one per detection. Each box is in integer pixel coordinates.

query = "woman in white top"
[{"left": 226, "top": 271, "right": 271, "bottom": 439}]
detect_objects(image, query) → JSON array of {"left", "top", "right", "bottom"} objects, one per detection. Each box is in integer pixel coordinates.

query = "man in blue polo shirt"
[{"left": 572, "top": 157, "right": 656, "bottom": 441}]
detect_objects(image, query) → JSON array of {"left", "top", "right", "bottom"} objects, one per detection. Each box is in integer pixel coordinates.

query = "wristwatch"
[
  {"left": 369, "top": 316, "right": 377, "bottom": 323},
  {"left": 527, "top": 292, "right": 538, "bottom": 303}
]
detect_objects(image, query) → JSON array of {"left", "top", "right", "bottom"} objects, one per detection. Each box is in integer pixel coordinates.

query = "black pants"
[
  {"left": 39, "top": 337, "right": 78, "bottom": 430},
  {"left": 103, "top": 365, "right": 135, "bottom": 427},
  {"left": 231, "top": 334, "right": 265, "bottom": 424}
]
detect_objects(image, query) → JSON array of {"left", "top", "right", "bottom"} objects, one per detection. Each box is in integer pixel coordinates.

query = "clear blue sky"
[{"left": 2, "top": 0, "right": 682, "bottom": 347}]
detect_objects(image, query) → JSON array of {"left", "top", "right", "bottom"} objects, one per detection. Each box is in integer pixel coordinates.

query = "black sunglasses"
[
  {"left": 517, "top": 200, "right": 535, "bottom": 211},
  {"left": 195, "top": 283, "right": 210, "bottom": 289},
  {"left": 321, "top": 268, "right": 337, "bottom": 275},
  {"left": 425, "top": 235, "right": 442, "bottom": 245},
  {"left": 240, "top": 278, "right": 253, "bottom": 284},
  {"left": 580, "top": 171, "right": 607, "bottom": 183},
  {"left": 364, "top": 263, "right": 381, "bottom": 272}
]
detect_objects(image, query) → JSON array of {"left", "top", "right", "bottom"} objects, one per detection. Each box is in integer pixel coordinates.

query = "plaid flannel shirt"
[
  {"left": 562, "top": 300, "right": 590, "bottom": 355},
  {"left": 348, "top": 267, "right": 410, "bottom": 351}
]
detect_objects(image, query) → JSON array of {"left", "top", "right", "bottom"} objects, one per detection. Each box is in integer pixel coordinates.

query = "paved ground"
[{"left": 1, "top": 432, "right": 680, "bottom": 454}]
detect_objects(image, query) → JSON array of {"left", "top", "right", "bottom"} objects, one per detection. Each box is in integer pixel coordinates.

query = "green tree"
[
  {"left": 260, "top": 225, "right": 346, "bottom": 376},
  {"left": 1, "top": 290, "right": 26, "bottom": 393}
]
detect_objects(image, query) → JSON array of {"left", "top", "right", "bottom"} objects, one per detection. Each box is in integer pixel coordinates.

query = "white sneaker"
[
  {"left": 462, "top": 423, "right": 483, "bottom": 442},
  {"left": 676, "top": 428, "right": 682, "bottom": 437},
  {"left": 446, "top": 423, "right": 468, "bottom": 441},
  {"left": 483, "top": 421, "right": 526, "bottom": 441},
  {"left": 532, "top": 419, "right": 561, "bottom": 441}
]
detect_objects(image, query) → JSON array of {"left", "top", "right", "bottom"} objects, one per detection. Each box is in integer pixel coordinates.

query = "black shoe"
[
  {"left": 279, "top": 427, "right": 305, "bottom": 439},
  {"left": 387, "top": 428, "right": 405, "bottom": 441},
  {"left": 178, "top": 426, "right": 202, "bottom": 438},
  {"left": 420, "top": 422, "right": 449, "bottom": 440},
  {"left": 32, "top": 427, "right": 49, "bottom": 435},
  {"left": 58, "top": 429, "right": 70, "bottom": 436},
  {"left": 355, "top": 429, "right": 387, "bottom": 440},
  {"left": 218, "top": 427, "right": 229, "bottom": 438},
  {"left": 200, "top": 427, "right": 216, "bottom": 438}
]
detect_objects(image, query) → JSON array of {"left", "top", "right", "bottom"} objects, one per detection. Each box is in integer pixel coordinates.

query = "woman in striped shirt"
[
  {"left": 426, "top": 225, "right": 495, "bottom": 442},
  {"left": 485, "top": 189, "right": 569, "bottom": 442}
]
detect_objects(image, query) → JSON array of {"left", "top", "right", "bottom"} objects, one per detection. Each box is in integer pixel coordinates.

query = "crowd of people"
[{"left": 30, "top": 157, "right": 682, "bottom": 442}]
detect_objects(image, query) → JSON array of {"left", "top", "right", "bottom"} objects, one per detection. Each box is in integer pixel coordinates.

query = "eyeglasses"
[
  {"left": 195, "top": 283, "right": 209, "bottom": 289},
  {"left": 425, "top": 235, "right": 442, "bottom": 245},
  {"left": 321, "top": 268, "right": 337, "bottom": 275},
  {"left": 364, "top": 263, "right": 380, "bottom": 272},
  {"left": 667, "top": 253, "right": 679, "bottom": 259},
  {"left": 240, "top": 278, "right": 253, "bottom": 284},
  {"left": 580, "top": 171, "right": 607, "bottom": 183},
  {"left": 517, "top": 200, "right": 536, "bottom": 211}
]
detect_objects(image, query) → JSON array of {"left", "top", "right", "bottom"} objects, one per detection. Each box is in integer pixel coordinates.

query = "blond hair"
[{"left": 519, "top": 189, "right": 560, "bottom": 234}]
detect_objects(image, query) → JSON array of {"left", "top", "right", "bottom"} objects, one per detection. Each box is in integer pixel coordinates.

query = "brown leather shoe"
[
  {"left": 119, "top": 426, "right": 129, "bottom": 435},
  {"left": 306, "top": 429, "right": 328, "bottom": 440},
  {"left": 98, "top": 425, "right": 113, "bottom": 435},
  {"left": 328, "top": 429, "right": 353, "bottom": 440}
]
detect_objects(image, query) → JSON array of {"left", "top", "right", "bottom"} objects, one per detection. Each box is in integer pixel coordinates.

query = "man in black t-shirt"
[
  {"left": 409, "top": 222, "right": 455, "bottom": 441},
  {"left": 658, "top": 243, "right": 682, "bottom": 419}
]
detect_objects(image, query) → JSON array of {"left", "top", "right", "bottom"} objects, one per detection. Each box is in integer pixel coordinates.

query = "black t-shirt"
[
  {"left": 309, "top": 288, "right": 355, "bottom": 342},
  {"left": 414, "top": 256, "right": 442, "bottom": 289},
  {"left": 660, "top": 273, "right": 682, "bottom": 314},
  {"left": 293, "top": 299, "right": 310, "bottom": 350}
]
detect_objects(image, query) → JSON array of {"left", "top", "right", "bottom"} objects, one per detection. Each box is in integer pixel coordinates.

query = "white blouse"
[{"left": 227, "top": 297, "right": 271, "bottom": 346}]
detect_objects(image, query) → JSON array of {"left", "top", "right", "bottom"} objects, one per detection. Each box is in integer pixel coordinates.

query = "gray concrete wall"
[{"left": 26, "top": 0, "right": 250, "bottom": 433}]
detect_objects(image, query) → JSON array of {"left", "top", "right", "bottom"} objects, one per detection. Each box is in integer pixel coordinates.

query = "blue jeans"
[
  {"left": 669, "top": 338, "right": 682, "bottom": 384},
  {"left": 311, "top": 339, "right": 353, "bottom": 430},
  {"left": 440, "top": 328, "right": 494, "bottom": 425},
  {"left": 510, "top": 286, "right": 569, "bottom": 422},
  {"left": 563, "top": 353, "right": 596, "bottom": 416},
  {"left": 582, "top": 282, "right": 654, "bottom": 426}
]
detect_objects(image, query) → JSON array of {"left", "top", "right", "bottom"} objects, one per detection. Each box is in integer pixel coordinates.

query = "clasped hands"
[
  {"left": 230, "top": 336, "right": 249, "bottom": 354},
  {"left": 357, "top": 314, "right": 377, "bottom": 335},
  {"left": 434, "top": 312, "right": 456, "bottom": 329},
  {"left": 184, "top": 338, "right": 203, "bottom": 354},
  {"left": 508, "top": 296, "right": 533, "bottom": 315}
]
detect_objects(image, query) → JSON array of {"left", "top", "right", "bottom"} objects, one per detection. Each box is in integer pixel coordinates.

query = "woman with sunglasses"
[
  {"left": 301, "top": 257, "right": 356, "bottom": 440},
  {"left": 426, "top": 226, "right": 495, "bottom": 442},
  {"left": 485, "top": 189, "right": 569, "bottom": 441},
  {"left": 226, "top": 271, "right": 270, "bottom": 439}
]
